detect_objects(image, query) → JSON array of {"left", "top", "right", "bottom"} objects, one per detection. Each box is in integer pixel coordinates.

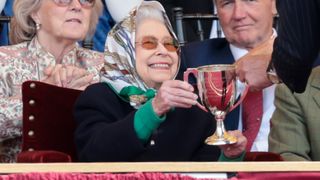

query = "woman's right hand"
[
  {"left": 43, "top": 65, "right": 94, "bottom": 90},
  {"left": 152, "top": 80, "right": 198, "bottom": 116}
]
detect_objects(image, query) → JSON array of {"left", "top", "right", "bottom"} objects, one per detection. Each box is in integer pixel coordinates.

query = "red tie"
[{"left": 242, "top": 90, "right": 263, "bottom": 151}]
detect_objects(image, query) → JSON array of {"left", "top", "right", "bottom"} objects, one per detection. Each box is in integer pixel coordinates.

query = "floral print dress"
[{"left": 0, "top": 38, "right": 104, "bottom": 162}]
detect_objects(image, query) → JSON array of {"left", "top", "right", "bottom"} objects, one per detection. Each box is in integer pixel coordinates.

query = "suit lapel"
[{"left": 207, "top": 39, "right": 234, "bottom": 65}]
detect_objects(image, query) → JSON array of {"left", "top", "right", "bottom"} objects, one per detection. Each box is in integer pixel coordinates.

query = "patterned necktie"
[{"left": 242, "top": 90, "right": 263, "bottom": 151}]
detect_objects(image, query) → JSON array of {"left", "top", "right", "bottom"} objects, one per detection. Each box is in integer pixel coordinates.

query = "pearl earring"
[{"left": 36, "top": 23, "right": 41, "bottom": 30}]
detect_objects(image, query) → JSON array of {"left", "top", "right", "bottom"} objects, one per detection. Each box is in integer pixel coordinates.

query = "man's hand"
[
  {"left": 235, "top": 36, "right": 275, "bottom": 91},
  {"left": 236, "top": 54, "right": 273, "bottom": 91}
]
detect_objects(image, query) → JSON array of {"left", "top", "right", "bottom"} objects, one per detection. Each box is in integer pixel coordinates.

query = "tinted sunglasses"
[
  {"left": 52, "top": 0, "right": 95, "bottom": 8},
  {"left": 135, "top": 36, "right": 180, "bottom": 52}
]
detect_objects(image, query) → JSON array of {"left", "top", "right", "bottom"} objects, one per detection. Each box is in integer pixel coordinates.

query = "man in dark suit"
[
  {"left": 236, "top": 0, "right": 320, "bottom": 93},
  {"left": 271, "top": 0, "right": 320, "bottom": 93},
  {"left": 178, "top": 0, "right": 277, "bottom": 152}
]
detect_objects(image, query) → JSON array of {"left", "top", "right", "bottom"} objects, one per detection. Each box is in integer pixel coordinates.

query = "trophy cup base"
[{"left": 205, "top": 133, "right": 237, "bottom": 146}]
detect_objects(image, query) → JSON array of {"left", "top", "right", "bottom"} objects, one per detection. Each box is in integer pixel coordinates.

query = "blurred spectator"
[
  {"left": 0, "top": 0, "right": 13, "bottom": 46},
  {"left": 91, "top": 0, "right": 115, "bottom": 52},
  {"left": 91, "top": 0, "right": 142, "bottom": 52}
]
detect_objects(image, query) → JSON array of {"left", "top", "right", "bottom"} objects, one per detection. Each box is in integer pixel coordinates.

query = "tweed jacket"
[{"left": 269, "top": 67, "right": 320, "bottom": 161}]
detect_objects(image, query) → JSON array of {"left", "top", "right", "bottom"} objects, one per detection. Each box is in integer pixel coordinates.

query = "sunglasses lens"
[
  {"left": 138, "top": 36, "right": 179, "bottom": 52},
  {"left": 163, "top": 40, "right": 179, "bottom": 52},
  {"left": 141, "top": 37, "right": 158, "bottom": 50}
]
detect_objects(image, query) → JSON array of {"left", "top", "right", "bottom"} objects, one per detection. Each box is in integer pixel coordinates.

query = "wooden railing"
[{"left": 0, "top": 162, "right": 319, "bottom": 173}]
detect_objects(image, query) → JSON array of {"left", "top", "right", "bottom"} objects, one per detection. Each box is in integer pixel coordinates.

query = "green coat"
[{"left": 269, "top": 67, "right": 320, "bottom": 161}]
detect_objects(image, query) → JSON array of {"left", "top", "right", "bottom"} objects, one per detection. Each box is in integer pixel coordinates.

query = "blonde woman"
[{"left": 0, "top": 0, "right": 103, "bottom": 162}]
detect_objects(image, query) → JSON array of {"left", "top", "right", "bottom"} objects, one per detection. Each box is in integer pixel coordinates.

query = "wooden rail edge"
[{"left": 0, "top": 162, "right": 319, "bottom": 173}]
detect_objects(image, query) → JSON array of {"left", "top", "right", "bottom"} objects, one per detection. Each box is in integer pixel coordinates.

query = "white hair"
[{"left": 136, "top": 3, "right": 165, "bottom": 28}]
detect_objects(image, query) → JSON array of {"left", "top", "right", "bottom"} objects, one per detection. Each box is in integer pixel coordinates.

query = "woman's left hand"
[
  {"left": 43, "top": 65, "right": 94, "bottom": 90},
  {"left": 219, "top": 130, "right": 247, "bottom": 158},
  {"left": 63, "top": 66, "right": 94, "bottom": 90}
]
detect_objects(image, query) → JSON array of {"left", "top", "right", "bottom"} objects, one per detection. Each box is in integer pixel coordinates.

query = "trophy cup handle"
[
  {"left": 183, "top": 68, "right": 208, "bottom": 112},
  {"left": 229, "top": 85, "right": 249, "bottom": 112}
]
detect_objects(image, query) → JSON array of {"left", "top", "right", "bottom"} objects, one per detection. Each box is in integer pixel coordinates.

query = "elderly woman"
[
  {"left": 0, "top": 0, "right": 103, "bottom": 162},
  {"left": 74, "top": 1, "right": 246, "bottom": 162}
]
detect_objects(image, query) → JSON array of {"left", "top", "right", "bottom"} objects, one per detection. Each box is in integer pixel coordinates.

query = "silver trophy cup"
[{"left": 184, "top": 64, "right": 248, "bottom": 145}]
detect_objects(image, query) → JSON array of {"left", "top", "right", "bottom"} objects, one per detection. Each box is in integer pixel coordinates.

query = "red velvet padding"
[
  {"left": 17, "top": 150, "right": 72, "bottom": 163},
  {"left": 19, "top": 81, "right": 82, "bottom": 162}
]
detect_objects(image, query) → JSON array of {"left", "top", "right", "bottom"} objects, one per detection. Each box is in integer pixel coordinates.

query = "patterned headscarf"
[{"left": 100, "top": 1, "right": 180, "bottom": 109}]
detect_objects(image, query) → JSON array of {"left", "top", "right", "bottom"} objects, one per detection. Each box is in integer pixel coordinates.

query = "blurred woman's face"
[
  {"left": 32, "top": 0, "right": 93, "bottom": 41},
  {"left": 135, "top": 18, "right": 179, "bottom": 89}
]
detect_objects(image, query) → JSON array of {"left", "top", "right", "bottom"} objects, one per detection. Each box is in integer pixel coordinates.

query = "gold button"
[
  {"left": 28, "top": 148, "right": 34, "bottom": 151},
  {"left": 29, "top": 83, "right": 36, "bottom": 89},
  {"left": 29, "top": 99, "right": 35, "bottom": 106},
  {"left": 28, "top": 115, "right": 35, "bottom": 121},
  {"left": 28, "top": 130, "right": 34, "bottom": 137}
]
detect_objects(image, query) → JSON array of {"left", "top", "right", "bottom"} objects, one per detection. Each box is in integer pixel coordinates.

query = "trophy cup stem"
[{"left": 205, "top": 114, "right": 237, "bottom": 145}]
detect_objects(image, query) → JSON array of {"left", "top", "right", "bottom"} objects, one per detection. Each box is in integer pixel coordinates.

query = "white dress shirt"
[{"left": 229, "top": 29, "right": 277, "bottom": 152}]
